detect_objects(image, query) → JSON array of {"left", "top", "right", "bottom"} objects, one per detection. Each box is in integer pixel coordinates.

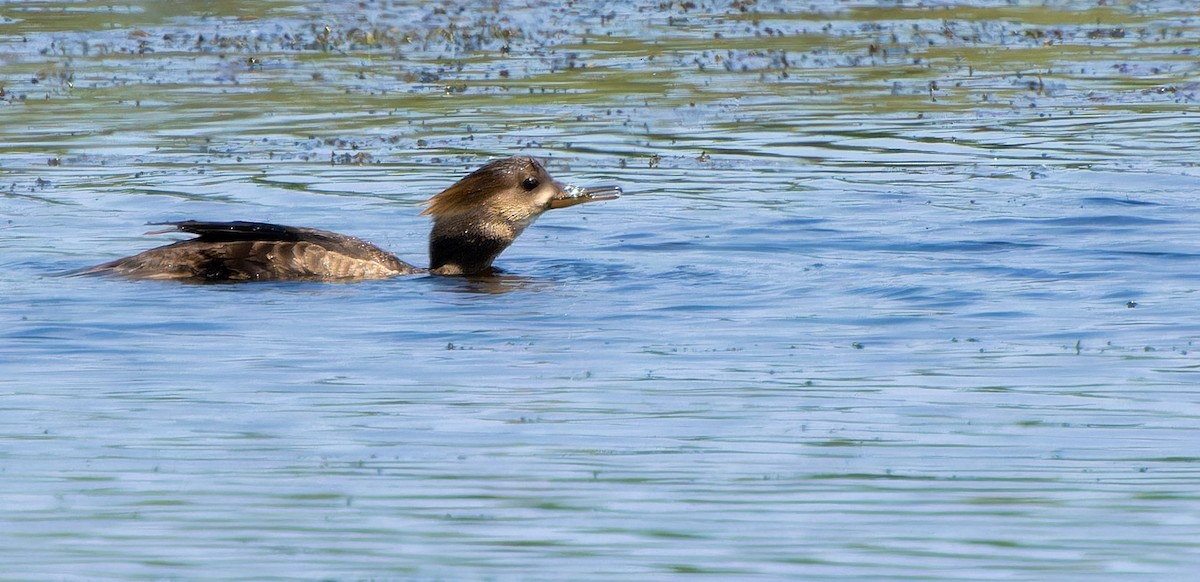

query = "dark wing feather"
[{"left": 150, "top": 220, "right": 330, "bottom": 243}]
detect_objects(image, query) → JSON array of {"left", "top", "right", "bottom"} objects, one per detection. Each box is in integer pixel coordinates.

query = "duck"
[{"left": 83, "top": 157, "right": 621, "bottom": 282}]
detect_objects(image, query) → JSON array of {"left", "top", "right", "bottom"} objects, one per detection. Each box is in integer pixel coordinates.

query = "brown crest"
[{"left": 420, "top": 157, "right": 545, "bottom": 218}]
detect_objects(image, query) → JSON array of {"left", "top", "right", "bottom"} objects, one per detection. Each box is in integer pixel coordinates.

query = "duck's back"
[{"left": 85, "top": 221, "right": 418, "bottom": 282}]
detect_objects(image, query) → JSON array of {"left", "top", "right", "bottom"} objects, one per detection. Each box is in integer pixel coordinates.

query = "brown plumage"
[{"left": 82, "top": 157, "right": 620, "bottom": 282}]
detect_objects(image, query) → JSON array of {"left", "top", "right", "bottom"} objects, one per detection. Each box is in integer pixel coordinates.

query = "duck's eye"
[{"left": 521, "top": 177, "right": 540, "bottom": 191}]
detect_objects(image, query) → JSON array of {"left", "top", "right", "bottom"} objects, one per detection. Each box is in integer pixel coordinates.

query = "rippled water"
[{"left": 3, "top": 0, "right": 1200, "bottom": 579}]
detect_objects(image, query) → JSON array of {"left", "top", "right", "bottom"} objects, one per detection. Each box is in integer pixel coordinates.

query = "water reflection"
[{"left": 430, "top": 272, "right": 553, "bottom": 295}]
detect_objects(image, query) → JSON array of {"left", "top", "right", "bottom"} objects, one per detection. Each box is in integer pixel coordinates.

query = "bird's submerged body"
[
  {"left": 88, "top": 221, "right": 418, "bottom": 282},
  {"left": 82, "top": 157, "right": 620, "bottom": 283}
]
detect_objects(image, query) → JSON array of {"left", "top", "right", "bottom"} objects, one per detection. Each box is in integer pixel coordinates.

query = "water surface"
[{"left": 3, "top": 0, "right": 1200, "bottom": 579}]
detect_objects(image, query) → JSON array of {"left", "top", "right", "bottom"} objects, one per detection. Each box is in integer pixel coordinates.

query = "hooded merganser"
[{"left": 83, "top": 157, "right": 621, "bottom": 282}]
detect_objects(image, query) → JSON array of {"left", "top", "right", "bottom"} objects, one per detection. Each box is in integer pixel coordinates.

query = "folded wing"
[{"left": 83, "top": 221, "right": 418, "bottom": 282}]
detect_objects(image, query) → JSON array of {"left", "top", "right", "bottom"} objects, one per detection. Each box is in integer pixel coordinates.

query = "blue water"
[{"left": 4, "top": 1, "right": 1200, "bottom": 579}]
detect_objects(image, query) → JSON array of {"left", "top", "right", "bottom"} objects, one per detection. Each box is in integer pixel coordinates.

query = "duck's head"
[{"left": 420, "top": 157, "right": 621, "bottom": 275}]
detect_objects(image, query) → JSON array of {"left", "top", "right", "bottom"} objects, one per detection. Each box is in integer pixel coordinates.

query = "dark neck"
[{"left": 429, "top": 229, "right": 511, "bottom": 275}]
